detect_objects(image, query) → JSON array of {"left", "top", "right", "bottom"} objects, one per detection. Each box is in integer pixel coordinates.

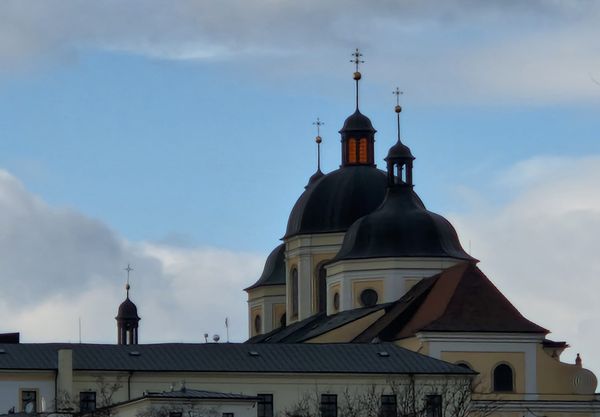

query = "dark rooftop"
[{"left": 0, "top": 342, "right": 472, "bottom": 375}]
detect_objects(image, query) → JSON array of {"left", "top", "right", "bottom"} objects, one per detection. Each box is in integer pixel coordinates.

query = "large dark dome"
[
  {"left": 245, "top": 244, "right": 286, "bottom": 290},
  {"left": 333, "top": 187, "right": 475, "bottom": 261},
  {"left": 285, "top": 166, "right": 387, "bottom": 238},
  {"left": 116, "top": 298, "right": 140, "bottom": 321}
]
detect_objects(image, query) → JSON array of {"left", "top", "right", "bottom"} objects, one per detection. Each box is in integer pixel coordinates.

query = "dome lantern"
[
  {"left": 339, "top": 49, "right": 377, "bottom": 167},
  {"left": 385, "top": 88, "right": 414, "bottom": 187}
]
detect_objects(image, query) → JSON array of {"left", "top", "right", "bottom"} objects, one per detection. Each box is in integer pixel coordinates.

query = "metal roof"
[
  {"left": 143, "top": 389, "right": 257, "bottom": 400},
  {"left": 0, "top": 342, "right": 472, "bottom": 375}
]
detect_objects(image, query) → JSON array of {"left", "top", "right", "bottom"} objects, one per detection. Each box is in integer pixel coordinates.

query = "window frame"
[
  {"left": 425, "top": 394, "right": 442, "bottom": 417},
  {"left": 493, "top": 362, "right": 515, "bottom": 392},
  {"left": 257, "top": 393, "right": 274, "bottom": 417},
  {"left": 20, "top": 389, "right": 38, "bottom": 413},
  {"left": 380, "top": 394, "right": 397, "bottom": 417},
  {"left": 320, "top": 393, "right": 337, "bottom": 417},
  {"left": 79, "top": 391, "right": 97, "bottom": 412},
  {"left": 291, "top": 268, "right": 299, "bottom": 318}
]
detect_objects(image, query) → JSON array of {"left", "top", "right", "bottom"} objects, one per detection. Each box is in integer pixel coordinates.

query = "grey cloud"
[
  {"left": 1, "top": 0, "right": 599, "bottom": 102},
  {"left": 0, "top": 169, "right": 263, "bottom": 342},
  {"left": 450, "top": 155, "right": 600, "bottom": 377}
]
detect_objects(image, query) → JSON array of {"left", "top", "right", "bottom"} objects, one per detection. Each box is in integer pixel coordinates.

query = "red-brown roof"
[{"left": 355, "top": 263, "right": 547, "bottom": 342}]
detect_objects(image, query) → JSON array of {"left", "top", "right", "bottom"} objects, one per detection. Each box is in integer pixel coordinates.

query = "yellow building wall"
[
  {"left": 440, "top": 351, "right": 526, "bottom": 399},
  {"left": 396, "top": 337, "right": 427, "bottom": 355},
  {"left": 352, "top": 280, "right": 384, "bottom": 308},
  {"left": 272, "top": 303, "right": 286, "bottom": 330},
  {"left": 536, "top": 345, "right": 596, "bottom": 399},
  {"left": 250, "top": 306, "right": 262, "bottom": 338}
]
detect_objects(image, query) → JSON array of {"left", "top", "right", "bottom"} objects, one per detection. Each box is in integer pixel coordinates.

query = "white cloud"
[
  {"left": 1, "top": 1, "right": 600, "bottom": 103},
  {"left": 450, "top": 155, "right": 600, "bottom": 375},
  {"left": 0, "top": 169, "right": 263, "bottom": 343}
]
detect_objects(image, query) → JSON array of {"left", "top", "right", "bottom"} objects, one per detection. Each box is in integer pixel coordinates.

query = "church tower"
[{"left": 116, "top": 264, "right": 140, "bottom": 345}]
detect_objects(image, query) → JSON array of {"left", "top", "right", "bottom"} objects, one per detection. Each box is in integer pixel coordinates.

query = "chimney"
[{"left": 57, "top": 349, "right": 73, "bottom": 410}]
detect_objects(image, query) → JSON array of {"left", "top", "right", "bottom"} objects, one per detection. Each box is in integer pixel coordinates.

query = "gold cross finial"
[
  {"left": 313, "top": 117, "right": 324, "bottom": 138},
  {"left": 124, "top": 264, "right": 134, "bottom": 295},
  {"left": 350, "top": 48, "right": 364, "bottom": 73},
  {"left": 393, "top": 87, "right": 403, "bottom": 106}
]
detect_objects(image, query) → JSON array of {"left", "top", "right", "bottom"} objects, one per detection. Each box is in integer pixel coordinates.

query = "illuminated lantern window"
[
  {"left": 359, "top": 138, "right": 368, "bottom": 163},
  {"left": 348, "top": 138, "right": 357, "bottom": 163}
]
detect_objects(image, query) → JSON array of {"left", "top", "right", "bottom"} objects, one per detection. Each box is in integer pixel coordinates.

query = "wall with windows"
[
  {"left": 0, "top": 375, "right": 54, "bottom": 413},
  {"left": 247, "top": 285, "right": 286, "bottom": 337},
  {"left": 109, "top": 397, "right": 256, "bottom": 417},
  {"left": 325, "top": 257, "right": 462, "bottom": 315}
]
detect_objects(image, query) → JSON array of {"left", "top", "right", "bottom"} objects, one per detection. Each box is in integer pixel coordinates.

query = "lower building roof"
[{"left": 0, "top": 342, "right": 472, "bottom": 375}]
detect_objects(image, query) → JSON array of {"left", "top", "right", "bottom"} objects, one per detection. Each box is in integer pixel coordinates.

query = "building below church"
[{"left": 0, "top": 54, "right": 598, "bottom": 417}]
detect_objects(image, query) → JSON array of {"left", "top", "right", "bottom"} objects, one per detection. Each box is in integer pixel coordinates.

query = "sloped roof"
[
  {"left": 245, "top": 244, "right": 286, "bottom": 291},
  {"left": 143, "top": 389, "right": 257, "bottom": 400},
  {"left": 0, "top": 342, "right": 472, "bottom": 375},
  {"left": 246, "top": 304, "right": 389, "bottom": 344},
  {"left": 356, "top": 263, "right": 547, "bottom": 341}
]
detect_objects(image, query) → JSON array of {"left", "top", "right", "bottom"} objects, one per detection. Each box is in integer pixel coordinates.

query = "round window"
[
  {"left": 360, "top": 289, "right": 378, "bottom": 307},
  {"left": 333, "top": 292, "right": 340, "bottom": 310},
  {"left": 254, "top": 314, "right": 262, "bottom": 333}
]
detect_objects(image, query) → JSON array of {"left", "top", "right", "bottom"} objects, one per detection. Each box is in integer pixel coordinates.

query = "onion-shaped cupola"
[
  {"left": 333, "top": 94, "right": 474, "bottom": 262},
  {"left": 116, "top": 264, "right": 140, "bottom": 345},
  {"left": 339, "top": 49, "right": 376, "bottom": 167},
  {"left": 284, "top": 51, "right": 388, "bottom": 239},
  {"left": 245, "top": 244, "right": 286, "bottom": 290}
]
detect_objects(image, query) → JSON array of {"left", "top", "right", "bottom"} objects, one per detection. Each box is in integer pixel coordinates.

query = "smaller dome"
[
  {"left": 339, "top": 110, "right": 376, "bottom": 133},
  {"left": 385, "top": 140, "right": 414, "bottom": 161},
  {"left": 245, "top": 244, "right": 286, "bottom": 291},
  {"left": 334, "top": 187, "right": 475, "bottom": 262},
  {"left": 116, "top": 297, "right": 140, "bottom": 321}
]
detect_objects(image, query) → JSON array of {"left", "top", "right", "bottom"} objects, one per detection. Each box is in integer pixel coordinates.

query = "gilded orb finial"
[
  {"left": 312, "top": 117, "right": 324, "bottom": 171},
  {"left": 393, "top": 87, "right": 404, "bottom": 140}
]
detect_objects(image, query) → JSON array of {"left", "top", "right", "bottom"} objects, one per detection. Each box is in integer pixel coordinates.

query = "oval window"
[{"left": 360, "top": 289, "right": 378, "bottom": 307}]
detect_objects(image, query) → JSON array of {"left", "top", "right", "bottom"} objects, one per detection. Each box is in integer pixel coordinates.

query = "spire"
[
  {"left": 306, "top": 118, "right": 325, "bottom": 188},
  {"left": 393, "top": 87, "right": 403, "bottom": 141},
  {"left": 124, "top": 263, "right": 133, "bottom": 298},
  {"left": 385, "top": 87, "right": 414, "bottom": 187},
  {"left": 313, "top": 117, "right": 324, "bottom": 172},
  {"left": 350, "top": 48, "right": 364, "bottom": 110}
]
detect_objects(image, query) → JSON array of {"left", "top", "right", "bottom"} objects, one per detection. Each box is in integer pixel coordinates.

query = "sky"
[{"left": 0, "top": 0, "right": 600, "bottom": 376}]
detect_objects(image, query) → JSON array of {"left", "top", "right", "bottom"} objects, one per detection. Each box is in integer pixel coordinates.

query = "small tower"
[
  {"left": 116, "top": 264, "right": 140, "bottom": 345},
  {"left": 385, "top": 88, "right": 414, "bottom": 187},
  {"left": 339, "top": 49, "right": 377, "bottom": 167}
]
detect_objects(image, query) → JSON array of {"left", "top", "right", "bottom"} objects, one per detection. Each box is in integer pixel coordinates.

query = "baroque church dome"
[
  {"left": 333, "top": 186, "right": 474, "bottom": 261},
  {"left": 285, "top": 165, "right": 387, "bottom": 238}
]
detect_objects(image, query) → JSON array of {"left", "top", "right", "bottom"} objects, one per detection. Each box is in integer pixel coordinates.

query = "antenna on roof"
[
  {"left": 213, "top": 334, "right": 220, "bottom": 343},
  {"left": 203, "top": 333, "right": 209, "bottom": 343},
  {"left": 78, "top": 317, "right": 82, "bottom": 344},
  {"left": 225, "top": 317, "right": 230, "bottom": 343}
]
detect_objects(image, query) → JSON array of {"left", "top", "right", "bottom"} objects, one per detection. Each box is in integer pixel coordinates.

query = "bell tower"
[{"left": 116, "top": 264, "right": 140, "bottom": 345}]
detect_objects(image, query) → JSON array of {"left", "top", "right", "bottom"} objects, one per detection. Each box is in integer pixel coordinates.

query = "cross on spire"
[
  {"left": 350, "top": 48, "right": 365, "bottom": 109},
  {"left": 393, "top": 87, "right": 403, "bottom": 141},
  {"left": 312, "top": 117, "right": 324, "bottom": 171},
  {"left": 124, "top": 264, "right": 134, "bottom": 297},
  {"left": 350, "top": 48, "right": 364, "bottom": 73}
]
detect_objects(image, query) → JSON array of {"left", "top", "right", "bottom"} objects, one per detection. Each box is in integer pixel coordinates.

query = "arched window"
[
  {"left": 316, "top": 263, "right": 328, "bottom": 313},
  {"left": 358, "top": 138, "right": 368, "bottom": 163},
  {"left": 280, "top": 313, "right": 286, "bottom": 328},
  {"left": 348, "top": 138, "right": 357, "bottom": 163},
  {"left": 291, "top": 268, "right": 299, "bottom": 318},
  {"left": 493, "top": 364, "right": 514, "bottom": 392},
  {"left": 254, "top": 314, "right": 262, "bottom": 334}
]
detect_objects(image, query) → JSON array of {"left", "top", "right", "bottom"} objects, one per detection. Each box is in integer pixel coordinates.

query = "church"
[{"left": 0, "top": 51, "right": 598, "bottom": 417}]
